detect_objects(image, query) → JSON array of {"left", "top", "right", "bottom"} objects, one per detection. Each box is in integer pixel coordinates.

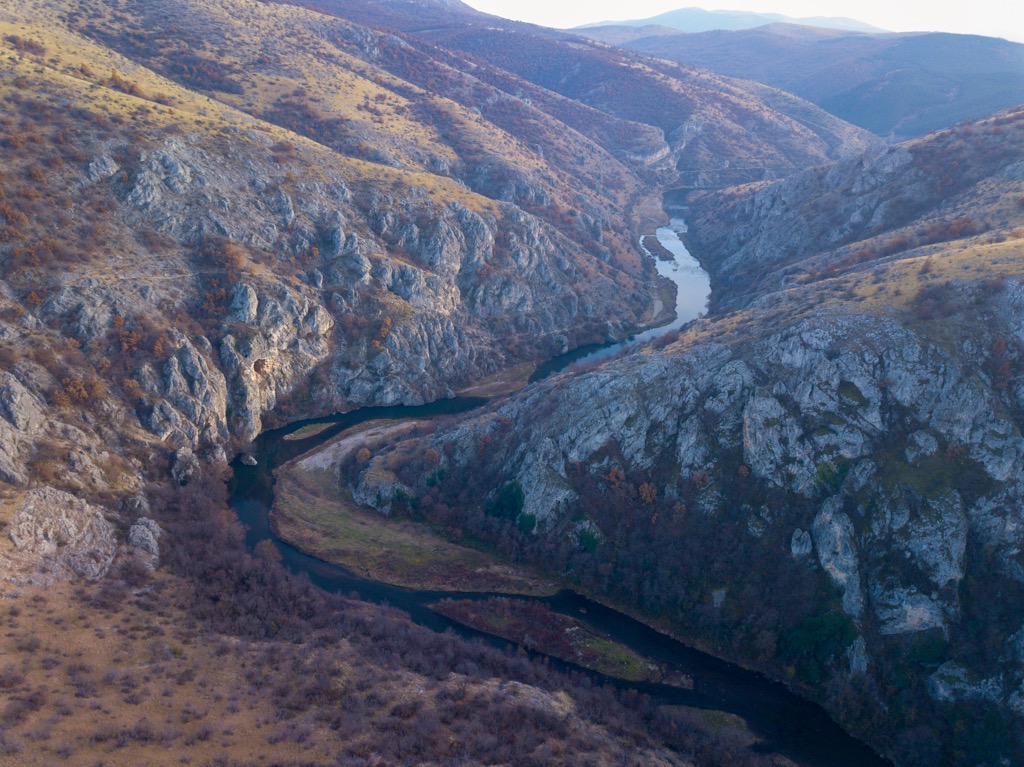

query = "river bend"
[{"left": 229, "top": 225, "right": 891, "bottom": 767}]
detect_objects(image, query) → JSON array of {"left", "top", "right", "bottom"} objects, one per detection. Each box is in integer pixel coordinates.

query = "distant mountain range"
[
  {"left": 576, "top": 7, "right": 888, "bottom": 35},
  {"left": 580, "top": 23, "right": 1024, "bottom": 140}
]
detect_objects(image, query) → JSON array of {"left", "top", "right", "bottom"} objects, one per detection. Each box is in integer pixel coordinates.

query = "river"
[
  {"left": 228, "top": 225, "right": 892, "bottom": 767},
  {"left": 529, "top": 220, "right": 709, "bottom": 381}
]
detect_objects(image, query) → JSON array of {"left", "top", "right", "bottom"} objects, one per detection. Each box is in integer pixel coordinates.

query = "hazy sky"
[{"left": 463, "top": 1, "right": 1024, "bottom": 43}]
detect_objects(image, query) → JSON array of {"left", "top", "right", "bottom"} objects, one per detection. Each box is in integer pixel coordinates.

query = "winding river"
[
  {"left": 529, "top": 220, "right": 709, "bottom": 381},
  {"left": 229, "top": 225, "right": 892, "bottom": 767}
]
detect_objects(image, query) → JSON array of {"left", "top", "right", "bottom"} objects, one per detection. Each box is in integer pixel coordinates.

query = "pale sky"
[{"left": 463, "top": 1, "right": 1024, "bottom": 43}]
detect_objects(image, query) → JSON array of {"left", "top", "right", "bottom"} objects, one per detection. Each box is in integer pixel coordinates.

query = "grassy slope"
[
  {"left": 272, "top": 422, "right": 557, "bottom": 594},
  {"left": 0, "top": 579, "right": 345, "bottom": 766},
  {"left": 58, "top": 0, "right": 653, "bottom": 272}
]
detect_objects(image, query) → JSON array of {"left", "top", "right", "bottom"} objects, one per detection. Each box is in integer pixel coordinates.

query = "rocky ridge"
[
  {"left": 356, "top": 292, "right": 1024, "bottom": 762},
  {"left": 687, "top": 108, "right": 1024, "bottom": 311},
  {"left": 0, "top": 0, "right": 665, "bottom": 492},
  {"left": 348, "top": 112, "right": 1024, "bottom": 764},
  {"left": 0, "top": 0, "right": 888, "bottom": 497}
]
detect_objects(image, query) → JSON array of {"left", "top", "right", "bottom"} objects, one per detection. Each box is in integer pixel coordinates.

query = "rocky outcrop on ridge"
[
  {"left": 126, "top": 516, "right": 163, "bottom": 571},
  {"left": 4, "top": 487, "right": 118, "bottom": 582},
  {"left": 0, "top": 373, "right": 49, "bottom": 486},
  {"left": 354, "top": 276, "right": 1024, "bottom": 762},
  {"left": 688, "top": 111, "right": 1024, "bottom": 311},
  {"left": 0, "top": 124, "right": 651, "bottom": 481}
]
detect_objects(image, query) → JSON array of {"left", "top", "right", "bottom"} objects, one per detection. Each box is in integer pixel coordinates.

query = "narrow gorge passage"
[{"left": 229, "top": 223, "right": 890, "bottom": 767}]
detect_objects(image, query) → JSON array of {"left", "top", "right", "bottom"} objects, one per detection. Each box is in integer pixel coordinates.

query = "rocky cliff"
[
  {"left": 352, "top": 109, "right": 1024, "bottom": 765},
  {"left": 360, "top": 289, "right": 1024, "bottom": 766},
  {"left": 0, "top": 0, "right": 682, "bottom": 494},
  {"left": 0, "top": 0, "right": 884, "bottom": 493},
  {"left": 688, "top": 108, "right": 1024, "bottom": 311}
]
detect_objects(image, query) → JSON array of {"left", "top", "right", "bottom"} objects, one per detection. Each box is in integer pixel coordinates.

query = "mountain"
[
  {"left": 8, "top": 0, "right": 1024, "bottom": 764},
  {"left": 576, "top": 7, "right": 888, "bottom": 35},
  {"left": 0, "top": 0, "right": 885, "bottom": 763},
  {"left": 569, "top": 24, "right": 683, "bottom": 46},
  {"left": 277, "top": 0, "right": 879, "bottom": 187},
  {"left": 589, "top": 24, "right": 1024, "bottom": 141},
  {"left": 0, "top": 0, "right": 878, "bottom": 472},
  {"left": 352, "top": 107, "right": 1024, "bottom": 766}
]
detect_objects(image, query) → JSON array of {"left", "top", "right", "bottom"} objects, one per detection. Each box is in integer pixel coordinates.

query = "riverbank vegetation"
[
  {"left": 272, "top": 459, "right": 557, "bottom": 594},
  {"left": 434, "top": 596, "right": 669, "bottom": 683},
  {"left": 0, "top": 471, "right": 709, "bottom": 765}
]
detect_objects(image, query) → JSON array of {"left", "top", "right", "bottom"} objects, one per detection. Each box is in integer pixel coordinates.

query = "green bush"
[
  {"left": 517, "top": 513, "right": 537, "bottom": 535},
  {"left": 780, "top": 613, "right": 857, "bottom": 684},
  {"left": 486, "top": 482, "right": 524, "bottom": 520}
]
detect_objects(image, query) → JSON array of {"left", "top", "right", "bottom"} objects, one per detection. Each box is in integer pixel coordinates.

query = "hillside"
[
  {"left": 350, "top": 107, "right": 1024, "bottom": 766},
  {"left": 0, "top": 0, "right": 894, "bottom": 764},
  {"left": 576, "top": 7, "right": 886, "bottom": 34},
  {"left": 0, "top": 0, "right": 665, "bottom": 465},
  {"left": 278, "top": 0, "right": 880, "bottom": 187},
  {"left": 593, "top": 24, "right": 1024, "bottom": 141},
  {"left": 0, "top": 0, "right": 882, "bottom": 488}
]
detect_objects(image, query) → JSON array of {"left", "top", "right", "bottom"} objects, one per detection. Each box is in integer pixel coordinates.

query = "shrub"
[
  {"left": 779, "top": 613, "right": 857, "bottom": 684},
  {"left": 486, "top": 481, "right": 524, "bottom": 520}
]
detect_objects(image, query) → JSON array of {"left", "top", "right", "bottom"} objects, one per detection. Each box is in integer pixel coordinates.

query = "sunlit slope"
[
  {"left": 0, "top": 0, "right": 671, "bottom": 483},
  {"left": 51, "top": 0, "right": 663, "bottom": 271},
  {"left": 267, "top": 0, "right": 881, "bottom": 187},
  {"left": 688, "top": 106, "right": 1024, "bottom": 315}
]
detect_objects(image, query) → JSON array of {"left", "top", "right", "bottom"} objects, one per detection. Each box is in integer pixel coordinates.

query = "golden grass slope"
[{"left": 32, "top": 0, "right": 648, "bottom": 265}]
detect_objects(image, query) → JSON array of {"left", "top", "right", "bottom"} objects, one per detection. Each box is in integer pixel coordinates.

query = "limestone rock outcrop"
[
  {"left": 356, "top": 287, "right": 1024, "bottom": 758},
  {"left": 6, "top": 487, "right": 118, "bottom": 581},
  {"left": 0, "top": 373, "right": 49, "bottom": 486},
  {"left": 126, "top": 517, "right": 162, "bottom": 571}
]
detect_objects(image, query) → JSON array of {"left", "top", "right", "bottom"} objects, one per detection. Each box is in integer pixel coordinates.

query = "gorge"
[
  {"left": 230, "top": 220, "right": 887, "bottom": 766},
  {"left": 3, "top": 0, "right": 1024, "bottom": 764}
]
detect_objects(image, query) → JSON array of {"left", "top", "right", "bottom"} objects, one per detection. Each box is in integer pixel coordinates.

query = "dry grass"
[
  {"left": 0, "top": 0, "right": 507, "bottom": 216},
  {"left": 0, "top": 572, "right": 694, "bottom": 766},
  {"left": 272, "top": 458, "right": 557, "bottom": 595},
  {"left": 0, "top": 578, "right": 346, "bottom": 766}
]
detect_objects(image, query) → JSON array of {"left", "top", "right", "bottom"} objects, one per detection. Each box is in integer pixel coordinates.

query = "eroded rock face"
[
  {"left": 0, "top": 373, "right": 50, "bottom": 486},
  {"left": 7, "top": 487, "right": 117, "bottom": 581},
  {"left": 813, "top": 497, "right": 863, "bottom": 618},
  {"left": 171, "top": 447, "right": 201, "bottom": 486},
  {"left": 14, "top": 132, "right": 652, "bottom": 452},
  {"left": 359, "top": 294, "right": 1024, "bottom": 754},
  {"left": 218, "top": 283, "right": 335, "bottom": 443},
  {"left": 687, "top": 145, "right": 927, "bottom": 310},
  {"left": 142, "top": 333, "right": 230, "bottom": 446},
  {"left": 0, "top": 373, "right": 47, "bottom": 433},
  {"left": 127, "top": 517, "right": 162, "bottom": 571}
]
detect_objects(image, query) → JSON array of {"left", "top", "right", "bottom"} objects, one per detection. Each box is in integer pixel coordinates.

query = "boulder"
[
  {"left": 84, "top": 155, "right": 120, "bottom": 184},
  {"left": 7, "top": 487, "right": 117, "bottom": 581},
  {"left": 127, "top": 517, "right": 162, "bottom": 571},
  {"left": 171, "top": 447, "right": 200, "bottom": 485}
]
